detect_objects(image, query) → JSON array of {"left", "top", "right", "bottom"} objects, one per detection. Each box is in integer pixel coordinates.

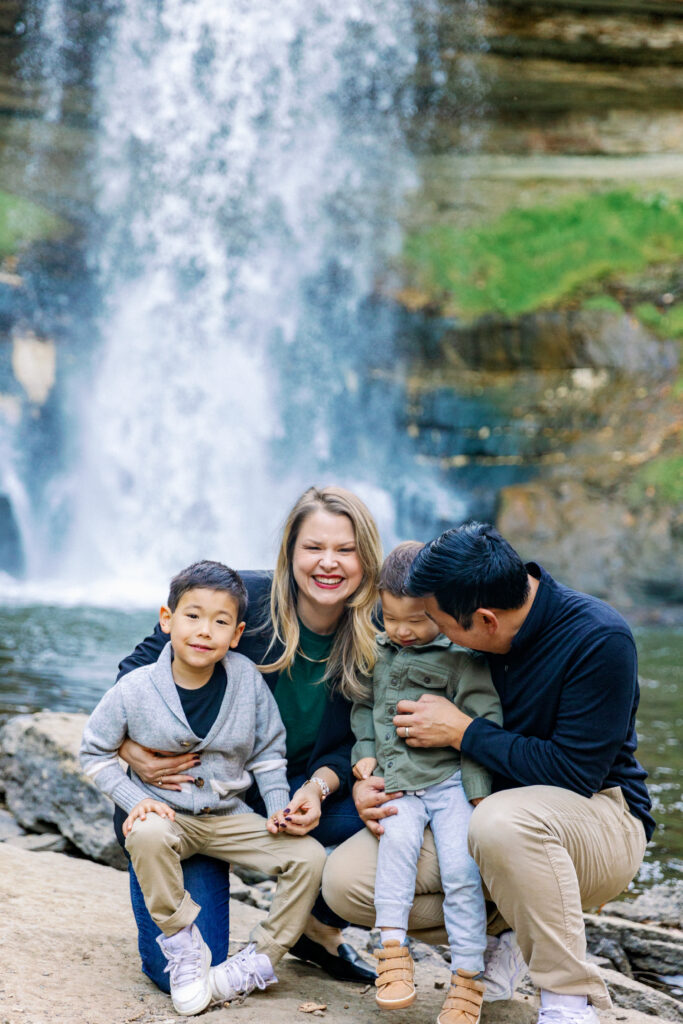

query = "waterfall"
[{"left": 3, "top": 0, "right": 469, "bottom": 600}]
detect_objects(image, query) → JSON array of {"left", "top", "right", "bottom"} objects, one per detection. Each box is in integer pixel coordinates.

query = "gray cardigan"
[{"left": 80, "top": 642, "right": 290, "bottom": 818}]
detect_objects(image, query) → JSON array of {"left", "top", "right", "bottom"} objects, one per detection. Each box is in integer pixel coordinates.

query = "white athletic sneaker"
[
  {"left": 209, "top": 942, "right": 277, "bottom": 1003},
  {"left": 482, "top": 931, "right": 526, "bottom": 1002},
  {"left": 157, "top": 924, "right": 212, "bottom": 1016},
  {"left": 537, "top": 1005, "right": 599, "bottom": 1023}
]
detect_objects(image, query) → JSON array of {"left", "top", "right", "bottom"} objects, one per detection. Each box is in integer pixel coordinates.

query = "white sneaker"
[
  {"left": 537, "top": 1006, "right": 598, "bottom": 1023},
  {"left": 209, "top": 942, "right": 277, "bottom": 1003},
  {"left": 482, "top": 930, "right": 526, "bottom": 1002},
  {"left": 157, "top": 924, "right": 212, "bottom": 1016}
]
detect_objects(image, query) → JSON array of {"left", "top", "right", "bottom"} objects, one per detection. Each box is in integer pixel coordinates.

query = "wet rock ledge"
[{"left": 1, "top": 710, "right": 681, "bottom": 1022}]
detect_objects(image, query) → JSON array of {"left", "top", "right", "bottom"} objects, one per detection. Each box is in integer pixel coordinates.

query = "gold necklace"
[{"left": 296, "top": 645, "right": 329, "bottom": 664}]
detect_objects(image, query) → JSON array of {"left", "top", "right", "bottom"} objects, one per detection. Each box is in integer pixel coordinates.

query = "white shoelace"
[
  {"left": 163, "top": 940, "right": 204, "bottom": 987},
  {"left": 218, "top": 944, "right": 269, "bottom": 994}
]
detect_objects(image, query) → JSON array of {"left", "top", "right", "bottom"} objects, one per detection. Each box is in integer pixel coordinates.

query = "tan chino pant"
[
  {"left": 322, "top": 785, "right": 646, "bottom": 1008},
  {"left": 125, "top": 811, "right": 327, "bottom": 967}
]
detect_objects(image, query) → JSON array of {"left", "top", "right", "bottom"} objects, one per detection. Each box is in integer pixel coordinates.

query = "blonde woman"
[{"left": 116, "top": 486, "right": 382, "bottom": 992}]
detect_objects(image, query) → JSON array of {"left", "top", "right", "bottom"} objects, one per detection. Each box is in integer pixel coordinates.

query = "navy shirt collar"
[{"left": 507, "top": 562, "right": 551, "bottom": 655}]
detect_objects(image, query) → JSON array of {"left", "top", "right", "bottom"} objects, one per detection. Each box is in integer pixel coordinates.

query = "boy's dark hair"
[
  {"left": 407, "top": 522, "right": 529, "bottom": 630},
  {"left": 379, "top": 541, "right": 425, "bottom": 596},
  {"left": 167, "top": 560, "right": 248, "bottom": 620}
]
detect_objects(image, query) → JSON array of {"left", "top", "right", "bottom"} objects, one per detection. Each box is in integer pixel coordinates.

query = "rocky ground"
[
  {"left": 1, "top": 712, "right": 682, "bottom": 1024},
  {"left": 2, "top": 841, "right": 682, "bottom": 1024}
]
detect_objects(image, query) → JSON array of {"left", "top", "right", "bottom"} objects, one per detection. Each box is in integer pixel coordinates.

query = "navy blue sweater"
[
  {"left": 117, "top": 570, "right": 356, "bottom": 797},
  {"left": 461, "top": 564, "right": 654, "bottom": 840}
]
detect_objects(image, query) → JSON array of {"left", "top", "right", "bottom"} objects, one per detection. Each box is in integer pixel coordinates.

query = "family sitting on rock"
[{"left": 79, "top": 485, "right": 654, "bottom": 1024}]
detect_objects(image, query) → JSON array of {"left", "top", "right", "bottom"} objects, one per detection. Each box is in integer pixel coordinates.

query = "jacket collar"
[{"left": 148, "top": 642, "right": 194, "bottom": 733}]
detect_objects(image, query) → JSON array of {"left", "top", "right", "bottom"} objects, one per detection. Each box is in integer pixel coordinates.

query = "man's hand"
[
  {"left": 353, "top": 776, "right": 403, "bottom": 837},
  {"left": 123, "top": 798, "right": 175, "bottom": 837},
  {"left": 353, "top": 756, "right": 378, "bottom": 780},
  {"left": 393, "top": 693, "right": 473, "bottom": 751}
]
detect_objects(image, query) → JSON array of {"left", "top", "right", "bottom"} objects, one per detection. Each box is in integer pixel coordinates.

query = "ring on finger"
[{"left": 405, "top": 726, "right": 410, "bottom": 738}]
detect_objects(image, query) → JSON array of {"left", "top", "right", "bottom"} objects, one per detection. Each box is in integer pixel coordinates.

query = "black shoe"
[{"left": 289, "top": 934, "right": 377, "bottom": 983}]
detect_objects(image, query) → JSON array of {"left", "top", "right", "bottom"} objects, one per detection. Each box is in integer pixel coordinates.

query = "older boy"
[{"left": 81, "top": 560, "right": 326, "bottom": 1016}]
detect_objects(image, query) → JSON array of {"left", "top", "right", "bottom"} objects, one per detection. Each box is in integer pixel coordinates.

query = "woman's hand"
[
  {"left": 352, "top": 776, "right": 403, "bottom": 837},
  {"left": 276, "top": 783, "right": 323, "bottom": 835},
  {"left": 122, "top": 798, "right": 175, "bottom": 837},
  {"left": 118, "top": 738, "right": 199, "bottom": 791},
  {"left": 266, "top": 808, "right": 289, "bottom": 835},
  {"left": 393, "top": 694, "right": 473, "bottom": 751}
]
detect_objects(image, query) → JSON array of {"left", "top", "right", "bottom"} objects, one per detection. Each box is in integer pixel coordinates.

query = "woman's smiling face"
[{"left": 292, "top": 508, "right": 364, "bottom": 619}]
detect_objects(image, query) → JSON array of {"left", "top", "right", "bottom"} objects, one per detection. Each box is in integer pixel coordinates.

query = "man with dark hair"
[{"left": 323, "top": 523, "right": 652, "bottom": 1024}]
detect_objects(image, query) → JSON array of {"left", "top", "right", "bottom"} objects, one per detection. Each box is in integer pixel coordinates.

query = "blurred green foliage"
[
  {"left": 0, "top": 190, "right": 67, "bottom": 258},
  {"left": 634, "top": 301, "right": 683, "bottom": 340},
  {"left": 403, "top": 190, "right": 683, "bottom": 319},
  {"left": 630, "top": 455, "right": 683, "bottom": 505}
]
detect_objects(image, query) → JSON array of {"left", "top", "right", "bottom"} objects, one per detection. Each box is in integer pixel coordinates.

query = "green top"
[
  {"left": 274, "top": 619, "right": 334, "bottom": 773},
  {"left": 351, "top": 633, "right": 503, "bottom": 802}
]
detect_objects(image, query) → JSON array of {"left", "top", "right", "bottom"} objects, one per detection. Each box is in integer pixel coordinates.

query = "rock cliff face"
[
  {"left": 0, "top": 0, "right": 681, "bottom": 608},
  {"left": 412, "top": 0, "right": 683, "bottom": 156}
]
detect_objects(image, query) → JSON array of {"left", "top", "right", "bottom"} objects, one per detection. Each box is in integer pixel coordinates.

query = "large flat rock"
[{"left": 1, "top": 843, "right": 679, "bottom": 1024}]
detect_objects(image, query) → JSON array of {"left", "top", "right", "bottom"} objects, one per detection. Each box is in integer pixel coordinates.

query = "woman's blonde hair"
[{"left": 261, "top": 485, "right": 382, "bottom": 702}]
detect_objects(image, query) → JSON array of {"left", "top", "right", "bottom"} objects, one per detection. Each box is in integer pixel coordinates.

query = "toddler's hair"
[
  {"left": 167, "top": 560, "right": 248, "bottom": 620},
  {"left": 379, "top": 541, "right": 425, "bottom": 597}
]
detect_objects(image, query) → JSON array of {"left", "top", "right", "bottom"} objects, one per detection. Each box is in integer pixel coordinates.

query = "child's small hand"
[
  {"left": 470, "top": 797, "right": 484, "bottom": 807},
  {"left": 123, "top": 798, "right": 175, "bottom": 837},
  {"left": 266, "top": 809, "right": 288, "bottom": 834},
  {"left": 353, "top": 757, "right": 378, "bottom": 780}
]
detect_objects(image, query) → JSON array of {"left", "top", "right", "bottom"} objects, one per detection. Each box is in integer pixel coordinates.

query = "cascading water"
[{"left": 3, "top": 0, "right": 469, "bottom": 600}]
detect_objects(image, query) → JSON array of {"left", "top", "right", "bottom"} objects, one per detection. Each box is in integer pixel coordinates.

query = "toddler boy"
[
  {"left": 351, "top": 542, "right": 502, "bottom": 1024},
  {"left": 81, "top": 560, "right": 326, "bottom": 1016}
]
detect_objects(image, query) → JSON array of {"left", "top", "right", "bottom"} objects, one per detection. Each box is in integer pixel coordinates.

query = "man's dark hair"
[
  {"left": 407, "top": 522, "right": 529, "bottom": 630},
  {"left": 379, "top": 541, "right": 425, "bottom": 596},
  {"left": 167, "top": 560, "right": 248, "bottom": 620}
]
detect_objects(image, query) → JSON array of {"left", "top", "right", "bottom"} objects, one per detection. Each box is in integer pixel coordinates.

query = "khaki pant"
[
  {"left": 125, "top": 811, "right": 327, "bottom": 967},
  {"left": 322, "top": 786, "right": 647, "bottom": 1008}
]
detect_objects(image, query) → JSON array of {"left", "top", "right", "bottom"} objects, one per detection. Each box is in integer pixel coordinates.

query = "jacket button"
[
  {"left": 423, "top": 676, "right": 431, "bottom": 683},
  {"left": 385, "top": 732, "right": 391, "bottom": 740},
  {"left": 194, "top": 777, "right": 204, "bottom": 788},
  {"left": 180, "top": 740, "right": 192, "bottom": 747},
  {"left": 200, "top": 806, "right": 211, "bottom": 814},
  {"left": 387, "top": 761, "right": 393, "bottom": 767}
]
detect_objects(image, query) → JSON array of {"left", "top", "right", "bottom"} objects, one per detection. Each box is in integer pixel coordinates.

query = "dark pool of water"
[{"left": 0, "top": 605, "right": 680, "bottom": 887}]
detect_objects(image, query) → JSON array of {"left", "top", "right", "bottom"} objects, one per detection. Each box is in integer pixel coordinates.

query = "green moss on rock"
[
  {"left": 0, "top": 190, "right": 68, "bottom": 259},
  {"left": 402, "top": 190, "right": 683, "bottom": 320}
]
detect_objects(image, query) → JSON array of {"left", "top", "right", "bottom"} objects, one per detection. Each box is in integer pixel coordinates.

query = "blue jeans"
[
  {"left": 128, "top": 776, "right": 364, "bottom": 991},
  {"left": 374, "top": 771, "right": 486, "bottom": 972}
]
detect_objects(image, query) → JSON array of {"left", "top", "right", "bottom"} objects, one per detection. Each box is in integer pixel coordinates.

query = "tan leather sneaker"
[
  {"left": 436, "top": 968, "right": 485, "bottom": 1024},
  {"left": 374, "top": 940, "right": 416, "bottom": 1010}
]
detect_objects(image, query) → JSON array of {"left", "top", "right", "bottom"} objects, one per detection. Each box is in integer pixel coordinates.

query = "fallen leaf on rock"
[
  {"left": 360, "top": 984, "right": 372, "bottom": 994},
  {"left": 298, "top": 1003, "right": 327, "bottom": 1013}
]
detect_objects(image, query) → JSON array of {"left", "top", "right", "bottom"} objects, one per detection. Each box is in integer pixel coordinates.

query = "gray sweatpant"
[{"left": 374, "top": 770, "right": 485, "bottom": 973}]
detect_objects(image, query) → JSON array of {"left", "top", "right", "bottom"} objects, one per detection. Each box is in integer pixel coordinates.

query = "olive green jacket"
[{"left": 351, "top": 633, "right": 503, "bottom": 802}]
